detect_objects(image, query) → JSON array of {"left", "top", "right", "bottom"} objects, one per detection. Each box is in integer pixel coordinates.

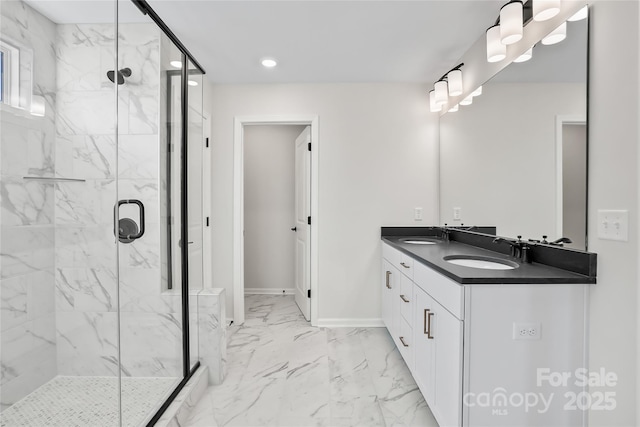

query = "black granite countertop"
[{"left": 382, "top": 227, "right": 597, "bottom": 285}]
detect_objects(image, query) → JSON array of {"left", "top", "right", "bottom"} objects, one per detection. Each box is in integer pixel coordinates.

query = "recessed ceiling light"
[
  {"left": 188, "top": 80, "right": 198, "bottom": 86},
  {"left": 170, "top": 60, "right": 182, "bottom": 69},
  {"left": 261, "top": 58, "right": 277, "bottom": 68}
]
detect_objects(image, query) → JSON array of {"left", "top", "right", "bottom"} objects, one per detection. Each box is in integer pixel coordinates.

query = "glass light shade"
[
  {"left": 568, "top": 6, "right": 588, "bottom": 21},
  {"left": 188, "top": 80, "right": 199, "bottom": 86},
  {"left": 429, "top": 90, "right": 441, "bottom": 113},
  {"left": 30, "top": 95, "right": 45, "bottom": 117},
  {"left": 486, "top": 25, "right": 506, "bottom": 63},
  {"left": 448, "top": 104, "right": 459, "bottom": 113},
  {"left": 533, "top": 0, "right": 560, "bottom": 22},
  {"left": 541, "top": 22, "right": 567, "bottom": 45},
  {"left": 434, "top": 80, "right": 448, "bottom": 106},
  {"left": 447, "top": 69, "right": 463, "bottom": 97},
  {"left": 472, "top": 86, "right": 483, "bottom": 97},
  {"left": 514, "top": 47, "right": 533, "bottom": 63},
  {"left": 460, "top": 95, "right": 473, "bottom": 106},
  {"left": 500, "top": 1, "right": 523, "bottom": 45}
]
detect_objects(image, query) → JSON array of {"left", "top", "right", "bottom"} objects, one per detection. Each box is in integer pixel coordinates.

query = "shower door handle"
[{"left": 116, "top": 199, "right": 145, "bottom": 242}]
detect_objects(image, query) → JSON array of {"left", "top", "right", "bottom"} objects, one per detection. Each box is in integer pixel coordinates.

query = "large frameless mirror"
[{"left": 439, "top": 10, "right": 588, "bottom": 250}]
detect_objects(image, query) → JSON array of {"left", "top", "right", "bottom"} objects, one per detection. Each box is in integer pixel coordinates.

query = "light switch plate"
[
  {"left": 414, "top": 207, "right": 423, "bottom": 221},
  {"left": 597, "top": 210, "right": 629, "bottom": 241},
  {"left": 453, "top": 207, "right": 461, "bottom": 221}
]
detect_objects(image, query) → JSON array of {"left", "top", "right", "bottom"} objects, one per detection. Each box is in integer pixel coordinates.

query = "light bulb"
[
  {"left": 429, "top": 90, "right": 441, "bottom": 113},
  {"left": 170, "top": 60, "right": 182, "bottom": 69},
  {"left": 533, "top": 0, "right": 560, "bottom": 22},
  {"left": 460, "top": 95, "right": 473, "bottom": 106},
  {"left": 486, "top": 25, "right": 506, "bottom": 63},
  {"left": 447, "top": 69, "right": 463, "bottom": 97},
  {"left": 514, "top": 47, "right": 533, "bottom": 63},
  {"left": 500, "top": 1, "right": 523, "bottom": 45},
  {"left": 542, "top": 22, "right": 567, "bottom": 45},
  {"left": 434, "top": 80, "right": 448, "bottom": 106}
]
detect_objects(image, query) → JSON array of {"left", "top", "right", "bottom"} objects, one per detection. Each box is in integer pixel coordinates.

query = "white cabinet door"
[
  {"left": 413, "top": 286, "right": 435, "bottom": 405},
  {"left": 432, "top": 300, "right": 463, "bottom": 427},
  {"left": 381, "top": 260, "right": 395, "bottom": 330}
]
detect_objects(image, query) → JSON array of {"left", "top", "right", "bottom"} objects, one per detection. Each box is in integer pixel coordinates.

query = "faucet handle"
[{"left": 541, "top": 235, "right": 549, "bottom": 244}]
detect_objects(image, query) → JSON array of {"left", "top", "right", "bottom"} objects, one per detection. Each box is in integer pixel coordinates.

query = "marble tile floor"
[
  {"left": 184, "top": 294, "right": 438, "bottom": 427},
  {"left": 0, "top": 376, "right": 178, "bottom": 427}
]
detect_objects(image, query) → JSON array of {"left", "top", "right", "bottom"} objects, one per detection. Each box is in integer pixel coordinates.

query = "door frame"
[{"left": 233, "top": 115, "right": 319, "bottom": 326}]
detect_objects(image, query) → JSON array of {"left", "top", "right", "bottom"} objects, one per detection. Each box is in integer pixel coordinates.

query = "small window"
[{"left": 0, "top": 39, "right": 21, "bottom": 108}]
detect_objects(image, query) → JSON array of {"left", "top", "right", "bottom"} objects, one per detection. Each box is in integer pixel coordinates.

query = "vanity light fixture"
[
  {"left": 541, "top": 22, "right": 567, "bottom": 45},
  {"left": 568, "top": 5, "right": 588, "bottom": 21},
  {"left": 448, "top": 104, "right": 459, "bottom": 113},
  {"left": 533, "top": 0, "right": 561, "bottom": 22},
  {"left": 447, "top": 68, "right": 463, "bottom": 97},
  {"left": 434, "top": 80, "right": 448, "bottom": 106},
  {"left": 486, "top": 25, "right": 506, "bottom": 62},
  {"left": 500, "top": 1, "right": 524, "bottom": 45},
  {"left": 170, "top": 60, "right": 182, "bottom": 68},
  {"left": 429, "top": 90, "right": 441, "bottom": 113},
  {"left": 472, "top": 86, "right": 483, "bottom": 97},
  {"left": 261, "top": 58, "right": 277, "bottom": 68},
  {"left": 514, "top": 46, "right": 534, "bottom": 63}
]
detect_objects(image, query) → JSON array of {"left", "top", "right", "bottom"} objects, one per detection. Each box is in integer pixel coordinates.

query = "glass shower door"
[{"left": 115, "top": 2, "right": 185, "bottom": 425}]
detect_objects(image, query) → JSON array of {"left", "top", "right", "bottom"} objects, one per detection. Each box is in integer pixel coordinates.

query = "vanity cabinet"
[{"left": 381, "top": 242, "right": 589, "bottom": 427}]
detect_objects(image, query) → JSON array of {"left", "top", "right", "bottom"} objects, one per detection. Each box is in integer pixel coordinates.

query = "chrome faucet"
[
  {"left": 550, "top": 237, "right": 572, "bottom": 246},
  {"left": 441, "top": 224, "right": 451, "bottom": 242}
]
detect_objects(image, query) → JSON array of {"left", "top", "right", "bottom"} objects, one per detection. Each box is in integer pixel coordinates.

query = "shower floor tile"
[{"left": 0, "top": 376, "right": 179, "bottom": 427}]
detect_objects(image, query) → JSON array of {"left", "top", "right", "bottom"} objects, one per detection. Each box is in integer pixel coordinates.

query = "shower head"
[{"left": 107, "top": 67, "right": 132, "bottom": 85}]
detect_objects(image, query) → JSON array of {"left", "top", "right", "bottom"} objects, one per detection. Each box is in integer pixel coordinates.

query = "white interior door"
[{"left": 294, "top": 126, "right": 311, "bottom": 320}]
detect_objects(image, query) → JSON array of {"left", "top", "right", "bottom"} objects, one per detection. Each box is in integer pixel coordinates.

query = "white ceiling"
[{"left": 26, "top": 0, "right": 506, "bottom": 84}]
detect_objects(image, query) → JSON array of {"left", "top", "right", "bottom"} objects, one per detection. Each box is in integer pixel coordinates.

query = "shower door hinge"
[
  {"left": 205, "top": 137, "right": 209, "bottom": 148},
  {"left": 308, "top": 142, "right": 311, "bottom": 151},
  {"left": 206, "top": 217, "right": 210, "bottom": 227},
  {"left": 307, "top": 216, "right": 311, "bottom": 225},
  {"left": 307, "top": 289, "right": 311, "bottom": 298}
]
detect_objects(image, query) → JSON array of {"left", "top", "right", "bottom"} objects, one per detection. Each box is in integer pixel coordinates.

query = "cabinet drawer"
[
  {"left": 398, "top": 317, "right": 414, "bottom": 371},
  {"left": 399, "top": 275, "right": 413, "bottom": 323},
  {"left": 414, "top": 261, "right": 464, "bottom": 320},
  {"left": 382, "top": 243, "right": 414, "bottom": 279}
]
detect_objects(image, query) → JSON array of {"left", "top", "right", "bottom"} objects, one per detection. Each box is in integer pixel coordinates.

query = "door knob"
[{"left": 291, "top": 227, "right": 297, "bottom": 232}]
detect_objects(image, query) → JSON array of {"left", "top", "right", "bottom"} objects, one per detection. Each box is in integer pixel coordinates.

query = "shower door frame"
[{"left": 124, "top": 1, "right": 205, "bottom": 425}]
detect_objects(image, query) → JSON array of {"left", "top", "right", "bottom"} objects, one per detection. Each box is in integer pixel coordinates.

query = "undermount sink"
[
  {"left": 400, "top": 237, "right": 440, "bottom": 245},
  {"left": 443, "top": 255, "right": 518, "bottom": 270}
]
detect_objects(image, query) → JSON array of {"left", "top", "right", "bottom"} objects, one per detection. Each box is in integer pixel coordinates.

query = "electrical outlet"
[
  {"left": 513, "top": 322, "right": 541, "bottom": 340},
  {"left": 414, "top": 207, "right": 423, "bottom": 221},
  {"left": 453, "top": 207, "right": 461, "bottom": 221}
]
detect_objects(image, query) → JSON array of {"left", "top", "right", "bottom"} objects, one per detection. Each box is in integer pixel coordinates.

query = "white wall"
[
  {"left": 206, "top": 83, "right": 439, "bottom": 323},
  {"left": 588, "top": 2, "right": 639, "bottom": 426},
  {"left": 243, "top": 125, "right": 304, "bottom": 293},
  {"left": 440, "top": 82, "right": 585, "bottom": 240}
]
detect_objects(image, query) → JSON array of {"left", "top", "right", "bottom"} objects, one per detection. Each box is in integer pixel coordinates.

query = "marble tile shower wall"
[
  {"left": 54, "top": 23, "right": 183, "bottom": 378},
  {"left": 0, "top": 1, "right": 58, "bottom": 410}
]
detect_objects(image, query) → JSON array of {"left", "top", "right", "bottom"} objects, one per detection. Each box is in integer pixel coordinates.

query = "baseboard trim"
[
  {"left": 317, "top": 318, "right": 385, "bottom": 328},
  {"left": 244, "top": 288, "right": 295, "bottom": 295}
]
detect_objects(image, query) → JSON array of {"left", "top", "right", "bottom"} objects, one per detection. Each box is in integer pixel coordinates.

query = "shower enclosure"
[{"left": 0, "top": 0, "right": 205, "bottom": 425}]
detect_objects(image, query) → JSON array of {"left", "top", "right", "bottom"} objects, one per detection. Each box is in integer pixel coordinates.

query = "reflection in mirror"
[{"left": 439, "top": 13, "right": 588, "bottom": 249}]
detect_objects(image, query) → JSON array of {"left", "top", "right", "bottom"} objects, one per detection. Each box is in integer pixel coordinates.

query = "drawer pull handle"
[
  {"left": 385, "top": 271, "right": 392, "bottom": 289},
  {"left": 400, "top": 294, "right": 410, "bottom": 303},
  {"left": 424, "top": 309, "right": 434, "bottom": 339},
  {"left": 399, "top": 336, "right": 409, "bottom": 347},
  {"left": 400, "top": 262, "right": 410, "bottom": 269}
]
